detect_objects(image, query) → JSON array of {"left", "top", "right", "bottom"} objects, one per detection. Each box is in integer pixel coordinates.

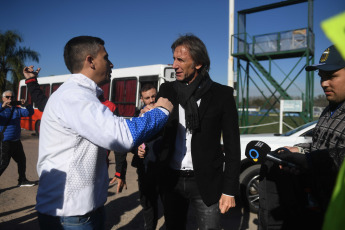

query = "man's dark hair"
[
  {"left": 171, "top": 34, "right": 210, "bottom": 74},
  {"left": 64, "top": 36, "right": 105, "bottom": 73},
  {"left": 140, "top": 83, "right": 156, "bottom": 96}
]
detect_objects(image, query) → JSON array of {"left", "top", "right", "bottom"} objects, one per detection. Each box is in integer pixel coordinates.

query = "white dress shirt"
[{"left": 171, "top": 101, "right": 200, "bottom": 170}]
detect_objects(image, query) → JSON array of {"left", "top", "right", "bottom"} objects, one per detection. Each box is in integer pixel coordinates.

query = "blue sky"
[{"left": 1, "top": 0, "right": 344, "bottom": 97}]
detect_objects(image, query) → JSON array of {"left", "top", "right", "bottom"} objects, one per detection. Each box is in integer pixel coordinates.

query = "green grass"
[{"left": 239, "top": 115, "right": 317, "bottom": 134}]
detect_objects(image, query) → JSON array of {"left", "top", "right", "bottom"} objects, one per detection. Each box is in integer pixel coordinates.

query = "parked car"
[{"left": 238, "top": 120, "right": 317, "bottom": 213}]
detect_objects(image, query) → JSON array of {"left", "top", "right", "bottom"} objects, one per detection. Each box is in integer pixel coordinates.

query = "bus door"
[{"left": 138, "top": 75, "right": 159, "bottom": 109}]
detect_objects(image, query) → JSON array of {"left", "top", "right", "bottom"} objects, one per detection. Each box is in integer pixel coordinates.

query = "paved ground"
[{"left": 0, "top": 129, "right": 258, "bottom": 230}]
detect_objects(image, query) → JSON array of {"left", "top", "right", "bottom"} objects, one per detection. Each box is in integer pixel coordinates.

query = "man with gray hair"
[
  {"left": 157, "top": 34, "right": 240, "bottom": 230},
  {"left": 0, "top": 90, "right": 35, "bottom": 187}
]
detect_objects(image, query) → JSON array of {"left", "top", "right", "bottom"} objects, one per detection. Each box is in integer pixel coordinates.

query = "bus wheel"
[{"left": 35, "top": 120, "right": 41, "bottom": 136}]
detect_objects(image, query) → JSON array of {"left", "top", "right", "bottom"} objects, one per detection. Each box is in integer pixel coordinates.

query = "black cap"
[{"left": 305, "top": 45, "right": 345, "bottom": 72}]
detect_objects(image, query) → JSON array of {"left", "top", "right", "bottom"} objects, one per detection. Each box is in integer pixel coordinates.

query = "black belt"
[
  {"left": 175, "top": 170, "right": 195, "bottom": 177},
  {"left": 77, "top": 206, "right": 104, "bottom": 218}
]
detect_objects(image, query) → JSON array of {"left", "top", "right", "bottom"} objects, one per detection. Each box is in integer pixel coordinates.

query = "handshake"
[{"left": 140, "top": 97, "right": 173, "bottom": 116}]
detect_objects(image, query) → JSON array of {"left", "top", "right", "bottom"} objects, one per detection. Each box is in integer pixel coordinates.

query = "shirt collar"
[{"left": 70, "top": 73, "right": 104, "bottom": 98}]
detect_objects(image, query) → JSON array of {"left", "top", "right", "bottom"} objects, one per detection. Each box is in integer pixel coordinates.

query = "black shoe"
[{"left": 18, "top": 179, "right": 36, "bottom": 187}]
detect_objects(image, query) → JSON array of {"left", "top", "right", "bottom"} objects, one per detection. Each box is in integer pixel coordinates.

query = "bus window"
[
  {"left": 52, "top": 83, "right": 63, "bottom": 94},
  {"left": 112, "top": 78, "right": 137, "bottom": 117},
  {"left": 19, "top": 86, "right": 27, "bottom": 100},
  {"left": 139, "top": 75, "right": 158, "bottom": 89},
  {"left": 100, "top": 82, "right": 110, "bottom": 100},
  {"left": 40, "top": 84, "right": 50, "bottom": 98},
  {"left": 33, "top": 84, "right": 50, "bottom": 108},
  {"left": 164, "top": 68, "right": 176, "bottom": 81},
  {"left": 19, "top": 85, "right": 32, "bottom": 104},
  {"left": 140, "top": 81, "right": 158, "bottom": 91}
]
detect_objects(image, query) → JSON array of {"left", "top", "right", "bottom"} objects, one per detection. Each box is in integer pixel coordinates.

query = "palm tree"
[{"left": 0, "top": 30, "right": 39, "bottom": 95}]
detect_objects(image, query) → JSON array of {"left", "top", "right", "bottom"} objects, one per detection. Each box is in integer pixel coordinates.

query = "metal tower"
[{"left": 231, "top": 0, "right": 315, "bottom": 133}]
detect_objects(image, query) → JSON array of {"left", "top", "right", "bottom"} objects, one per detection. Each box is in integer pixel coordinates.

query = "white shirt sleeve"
[{"left": 55, "top": 89, "right": 168, "bottom": 152}]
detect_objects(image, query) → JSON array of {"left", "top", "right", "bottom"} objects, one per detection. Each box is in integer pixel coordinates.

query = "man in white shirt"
[{"left": 35, "top": 36, "right": 173, "bottom": 230}]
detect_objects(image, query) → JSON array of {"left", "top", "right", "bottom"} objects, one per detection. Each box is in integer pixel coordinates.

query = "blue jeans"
[
  {"left": 161, "top": 170, "right": 221, "bottom": 230},
  {"left": 37, "top": 206, "right": 105, "bottom": 230}
]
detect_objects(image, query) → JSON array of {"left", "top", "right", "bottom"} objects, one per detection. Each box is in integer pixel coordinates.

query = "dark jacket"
[
  {"left": 25, "top": 77, "right": 48, "bottom": 112},
  {"left": 115, "top": 107, "right": 162, "bottom": 179},
  {"left": 0, "top": 103, "right": 34, "bottom": 141},
  {"left": 296, "top": 102, "right": 345, "bottom": 153},
  {"left": 157, "top": 81, "right": 241, "bottom": 206}
]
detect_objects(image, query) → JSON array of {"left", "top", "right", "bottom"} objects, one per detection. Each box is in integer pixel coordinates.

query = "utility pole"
[{"left": 228, "top": 0, "right": 235, "bottom": 88}]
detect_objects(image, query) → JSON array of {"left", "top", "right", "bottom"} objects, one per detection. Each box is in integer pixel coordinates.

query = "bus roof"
[
  {"left": 112, "top": 64, "right": 173, "bottom": 78},
  {"left": 19, "top": 64, "right": 173, "bottom": 85}
]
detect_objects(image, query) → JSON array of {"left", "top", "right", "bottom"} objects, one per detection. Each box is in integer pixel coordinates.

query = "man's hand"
[
  {"left": 219, "top": 195, "right": 236, "bottom": 214},
  {"left": 140, "top": 104, "right": 154, "bottom": 116},
  {"left": 109, "top": 177, "right": 127, "bottom": 193},
  {"left": 277, "top": 146, "right": 297, "bottom": 170},
  {"left": 283, "top": 146, "right": 299, "bottom": 153},
  {"left": 116, "top": 178, "right": 127, "bottom": 193},
  {"left": 2, "top": 101, "right": 11, "bottom": 108},
  {"left": 155, "top": 97, "right": 173, "bottom": 113},
  {"left": 23, "top": 65, "right": 41, "bottom": 79},
  {"left": 275, "top": 148, "right": 308, "bottom": 174},
  {"left": 138, "top": 144, "right": 146, "bottom": 158}
]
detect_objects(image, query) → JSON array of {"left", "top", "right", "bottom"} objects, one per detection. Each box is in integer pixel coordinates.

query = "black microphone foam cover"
[{"left": 245, "top": 140, "right": 271, "bottom": 163}]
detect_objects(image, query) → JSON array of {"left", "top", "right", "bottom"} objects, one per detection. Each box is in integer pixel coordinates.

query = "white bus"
[{"left": 17, "top": 64, "right": 175, "bottom": 134}]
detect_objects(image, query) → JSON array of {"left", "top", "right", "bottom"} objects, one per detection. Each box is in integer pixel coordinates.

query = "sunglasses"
[{"left": 4, "top": 96, "right": 14, "bottom": 99}]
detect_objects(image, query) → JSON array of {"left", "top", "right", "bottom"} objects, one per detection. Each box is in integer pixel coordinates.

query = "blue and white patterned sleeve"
[{"left": 125, "top": 107, "right": 169, "bottom": 147}]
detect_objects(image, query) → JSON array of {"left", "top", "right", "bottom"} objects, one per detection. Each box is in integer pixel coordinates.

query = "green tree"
[{"left": 0, "top": 30, "right": 39, "bottom": 95}]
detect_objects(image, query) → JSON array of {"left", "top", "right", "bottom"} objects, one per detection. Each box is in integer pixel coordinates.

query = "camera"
[{"left": 10, "top": 101, "right": 22, "bottom": 106}]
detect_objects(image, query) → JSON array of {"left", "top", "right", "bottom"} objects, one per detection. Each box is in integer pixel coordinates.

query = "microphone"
[{"left": 245, "top": 140, "right": 298, "bottom": 168}]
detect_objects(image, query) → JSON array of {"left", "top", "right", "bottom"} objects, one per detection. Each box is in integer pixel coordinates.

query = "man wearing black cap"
[
  {"left": 258, "top": 45, "right": 345, "bottom": 230},
  {"left": 289, "top": 45, "right": 345, "bottom": 153}
]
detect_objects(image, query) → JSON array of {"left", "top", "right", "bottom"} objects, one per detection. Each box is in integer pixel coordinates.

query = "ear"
[
  {"left": 86, "top": 55, "right": 95, "bottom": 69},
  {"left": 195, "top": 64, "right": 202, "bottom": 70}
]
